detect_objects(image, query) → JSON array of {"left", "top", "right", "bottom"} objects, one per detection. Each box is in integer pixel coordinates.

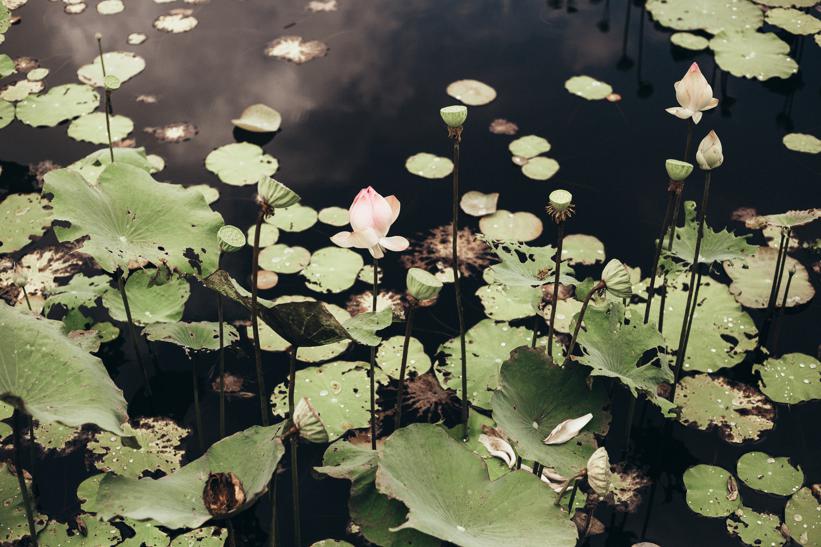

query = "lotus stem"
[
  {"left": 250, "top": 210, "right": 269, "bottom": 426},
  {"left": 191, "top": 356, "right": 204, "bottom": 451},
  {"left": 369, "top": 257, "right": 379, "bottom": 450},
  {"left": 566, "top": 478, "right": 579, "bottom": 514},
  {"left": 643, "top": 189, "right": 676, "bottom": 324},
  {"left": 563, "top": 280, "right": 605, "bottom": 366},
  {"left": 765, "top": 229, "right": 788, "bottom": 314},
  {"left": 769, "top": 267, "right": 795, "bottom": 354},
  {"left": 227, "top": 519, "right": 237, "bottom": 547},
  {"left": 95, "top": 34, "right": 114, "bottom": 163},
  {"left": 546, "top": 221, "right": 566, "bottom": 355},
  {"left": 668, "top": 270, "right": 704, "bottom": 401},
  {"left": 394, "top": 303, "right": 416, "bottom": 430},
  {"left": 683, "top": 121, "right": 694, "bottom": 162},
  {"left": 530, "top": 314, "right": 539, "bottom": 349},
  {"left": 217, "top": 294, "right": 226, "bottom": 439},
  {"left": 623, "top": 394, "right": 636, "bottom": 458},
  {"left": 13, "top": 411, "right": 38, "bottom": 546},
  {"left": 657, "top": 187, "right": 685, "bottom": 332},
  {"left": 21, "top": 286, "right": 32, "bottom": 311},
  {"left": 761, "top": 228, "right": 791, "bottom": 346},
  {"left": 117, "top": 272, "right": 152, "bottom": 396},
  {"left": 268, "top": 471, "right": 277, "bottom": 547},
  {"left": 554, "top": 470, "right": 585, "bottom": 506},
  {"left": 287, "top": 346, "right": 301, "bottom": 547},
  {"left": 769, "top": 229, "right": 792, "bottom": 317}
]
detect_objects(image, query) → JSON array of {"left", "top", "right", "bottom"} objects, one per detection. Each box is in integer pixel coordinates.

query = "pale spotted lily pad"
[
  {"left": 460, "top": 191, "right": 499, "bottom": 217},
  {"left": 33, "top": 420, "right": 80, "bottom": 452},
  {"left": 724, "top": 247, "right": 814, "bottom": 309},
  {"left": 508, "top": 135, "right": 551, "bottom": 158},
  {"left": 89, "top": 417, "right": 188, "bottom": 478},
  {"left": 0, "top": 463, "right": 46, "bottom": 543},
  {"left": 0, "top": 193, "right": 52, "bottom": 254},
  {"left": 37, "top": 518, "right": 120, "bottom": 545},
  {"left": 143, "top": 321, "right": 239, "bottom": 351},
  {"left": 646, "top": 0, "right": 764, "bottom": 34},
  {"left": 0, "top": 244, "right": 87, "bottom": 306},
  {"left": 1, "top": 80, "right": 41, "bottom": 102},
  {"left": 267, "top": 203, "right": 318, "bottom": 232},
  {"left": 683, "top": 464, "right": 741, "bottom": 517},
  {"left": 476, "top": 282, "right": 541, "bottom": 321},
  {"left": 784, "top": 487, "right": 820, "bottom": 546},
  {"left": 783, "top": 133, "right": 821, "bottom": 154},
  {"left": 736, "top": 451, "right": 803, "bottom": 496},
  {"left": 521, "top": 156, "right": 560, "bottom": 181},
  {"left": 67, "top": 112, "right": 133, "bottom": 144},
  {"left": 676, "top": 375, "right": 775, "bottom": 443},
  {"left": 154, "top": 9, "right": 198, "bottom": 33},
  {"left": 479, "top": 210, "right": 543, "bottom": 242},
  {"left": 671, "top": 32, "right": 710, "bottom": 50},
  {"left": 170, "top": 527, "right": 229, "bottom": 546},
  {"left": 374, "top": 424, "right": 578, "bottom": 546},
  {"left": 376, "top": 335, "right": 431, "bottom": 378},
  {"left": 726, "top": 507, "right": 786, "bottom": 547},
  {"left": 754, "top": 0, "right": 817, "bottom": 5},
  {"left": 97, "top": 0, "right": 123, "bottom": 14},
  {"left": 127, "top": 33, "right": 147, "bottom": 45},
  {"left": 258, "top": 244, "right": 311, "bottom": 274},
  {"left": 405, "top": 152, "right": 454, "bottom": 179},
  {"left": 318, "top": 206, "right": 349, "bottom": 226},
  {"left": 271, "top": 361, "right": 386, "bottom": 439},
  {"left": 766, "top": 8, "right": 821, "bottom": 35},
  {"left": 66, "top": 146, "right": 155, "bottom": 184},
  {"left": 562, "top": 234, "right": 605, "bottom": 265},
  {"left": 16, "top": 83, "right": 100, "bottom": 127},
  {"left": 247, "top": 223, "right": 279, "bottom": 247},
  {"left": 231, "top": 103, "right": 281, "bottom": 133},
  {"left": 710, "top": 31, "right": 798, "bottom": 81},
  {"left": 753, "top": 353, "right": 821, "bottom": 404},
  {"left": 303, "top": 247, "right": 365, "bottom": 294},
  {"left": 77, "top": 52, "right": 145, "bottom": 87},
  {"left": 102, "top": 269, "right": 190, "bottom": 325},
  {"left": 564, "top": 76, "right": 613, "bottom": 100},
  {"left": 205, "top": 142, "right": 278, "bottom": 186},
  {"left": 0, "top": 99, "right": 12, "bottom": 128},
  {"left": 43, "top": 274, "right": 109, "bottom": 313},
  {"left": 265, "top": 35, "right": 328, "bottom": 64},
  {"left": 446, "top": 79, "right": 497, "bottom": 106}
]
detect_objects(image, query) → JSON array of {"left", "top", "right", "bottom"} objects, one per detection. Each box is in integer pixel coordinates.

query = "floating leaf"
[
  {"left": 753, "top": 353, "right": 821, "bottom": 404},
  {"left": 724, "top": 247, "right": 814, "bottom": 308},
  {"left": 154, "top": 9, "right": 198, "bottom": 33},
  {"left": 562, "top": 234, "right": 605, "bottom": 265},
  {"left": 736, "top": 451, "right": 803, "bottom": 496},
  {"left": 341, "top": 308, "right": 393, "bottom": 346},
  {"left": 446, "top": 79, "right": 497, "bottom": 106},
  {"left": 67, "top": 112, "right": 133, "bottom": 144},
  {"left": 766, "top": 8, "right": 821, "bottom": 35},
  {"left": 317, "top": 206, "right": 349, "bottom": 226},
  {"left": 376, "top": 335, "right": 431, "bottom": 378},
  {"left": 683, "top": 464, "right": 741, "bottom": 517},
  {"left": 32, "top": 420, "right": 80, "bottom": 452},
  {"left": 460, "top": 191, "right": 499, "bottom": 217},
  {"left": 43, "top": 274, "right": 109, "bottom": 313},
  {"left": 783, "top": 133, "right": 821, "bottom": 154},
  {"left": 646, "top": 0, "right": 763, "bottom": 34},
  {"left": 97, "top": 0, "right": 124, "bottom": 14},
  {"left": 0, "top": 99, "right": 13, "bottom": 128},
  {"left": 521, "top": 156, "right": 560, "bottom": 181},
  {"left": 143, "top": 321, "right": 239, "bottom": 351},
  {"left": 169, "top": 527, "right": 228, "bottom": 546},
  {"left": 66, "top": 146, "right": 155, "bottom": 184},
  {"left": 16, "top": 83, "right": 99, "bottom": 127},
  {"left": 247, "top": 223, "right": 279, "bottom": 248},
  {"left": 258, "top": 244, "right": 311, "bottom": 274},
  {"left": 479, "top": 210, "right": 543, "bottom": 241},
  {"left": 77, "top": 51, "right": 145, "bottom": 87},
  {"left": 476, "top": 282, "right": 541, "bottom": 321},
  {"left": 89, "top": 417, "right": 188, "bottom": 478},
  {"left": 710, "top": 31, "right": 798, "bottom": 81},
  {"left": 102, "top": 269, "right": 190, "bottom": 325},
  {"left": 508, "top": 135, "right": 551, "bottom": 158},
  {"left": 267, "top": 203, "right": 318, "bottom": 232},
  {"left": 205, "top": 142, "right": 278, "bottom": 186},
  {"left": 0, "top": 193, "right": 52, "bottom": 254},
  {"left": 754, "top": 0, "right": 817, "bottom": 6},
  {"left": 231, "top": 103, "right": 281, "bottom": 133},
  {"left": 564, "top": 76, "right": 613, "bottom": 100},
  {"left": 726, "top": 507, "right": 786, "bottom": 547},
  {"left": 265, "top": 35, "right": 328, "bottom": 63},
  {"left": 405, "top": 152, "right": 454, "bottom": 179},
  {"left": 784, "top": 487, "right": 820, "bottom": 546},
  {"left": 670, "top": 32, "right": 710, "bottom": 50},
  {"left": 38, "top": 518, "right": 120, "bottom": 545},
  {"left": 0, "top": 463, "right": 47, "bottom": 543},
  {"left": 302, "top": 247, "right": 364, "bottom": 294}
]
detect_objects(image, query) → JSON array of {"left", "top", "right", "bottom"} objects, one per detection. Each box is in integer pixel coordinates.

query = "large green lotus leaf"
[
  {"left": 16, "top": 84, "right": 100, "bottom": 127},
  {"left": 68, "top": 112, "right": 134, "bottom": 144},
  {"left": 94, "top": 424, "right": 284, "bottom": 529},
  {"left": 0, "top": 99, "right": 14, "bottom": 129},
  {"left": 376, "top": 335, "right": 431, "bottom": 378},
  {"left": 753, "top": 353, "right": 821, "bottom": 404},
  {"left": 0, "top": 193, "right": 52, "bottom": 254},
  {"left": 562, "top": 234, "right": 605, "bottom": 265},
  {"left": 205, "top": 142, "right": 278, "bottom": 186},
  {"left": 476, "top": 282, "right": 541, "bottom": 321},
  {"left": 683, "top": 464, "right": 741, "bottom": 517},
  {"left": 575, "top": 303, "right": 673, "bottom": 414},
  {"left": 676, "top": 375, "right": 774, "bottom": 443},
  {"left": 437, "top": 319, "right": 554, "bottom": 409},
  {"left": 0, "top": 463, "right": 47, "bottom": 543},
  {"left": 492, "top": 347, "right": 611, "bottom": 478},
  {"left": 724, "top": 247, "right": 814, "bottom": 309},
  {"left": 144, "top": 321, "right": 239, "bottom": 352},
  {"left": 479, "top": 210, "right": 543, "bottom": 242},
  {"left": 77, "top": 51, "right": 145, "bottom": 87},
  {"left": 43, "top": 274, "right": 109, "bottom": 313},
  {"left": 784, "top": 487, "right": 820, "bottom": 546},
  {"left": 61, "top": 308, "right": 119, "bottom": 347},
  {"left": 258, "top": 244, "right": 311, "bottom": 274},
  {"left": 302, "top": 247, "right": 364, "bottom": 294},
  {"left": 67, "top": 147, "right": 156, "bottom": 185},
  {"left": 508, "top": 135, "right": 551, "bottom": 158},
  {"left": 374, "top": 423, "right": 579, "bottom": 546},
  {"left": 267, "top": 203, "right": 318, "bottom": 232},
  {"left": 710, "top": 31, "right": 798, "bottom": 81},
  {"left": 765, "top": 8, "right": 821, "bottom": 35},
  {"left": 316, "top": 440, "right": 439, "bottom": 547},
  {"left": 646, "top": 0, "right": 763, "bottom": 34},
  {"left": 666, "top": 202, "right": 755, "bottom": 266},
  {"left": 89, "top": 417, "right": 188, "bottom": 478},
  {"left": 102, "top": 269, "right": 190, "bottom": 325},
  {"left": 726, "top": 507, "right": 786, "bottom": 547},
  {"left": 0, "top": 302, "right": 127, "bottom": 434},
  {"left": 405, "top": 152, "right": 453, "bottom": 179},
  {"left": 270, "top": 361, "right": 386, "bottom": 440},
  {"left": 736, "top": 451, "right": 803, "bottom": 496},
  {"left": 446, "top": 411, "right": 513, "bottom": 481},
  {"left": 169, "top": 526, "right": 229, "bottom": 546},
  {"left": 38, "top": 518, "right": 121, "bottom": 545},
  {"left": 564, "top": 76, "right": 613, "bottom": 100}
]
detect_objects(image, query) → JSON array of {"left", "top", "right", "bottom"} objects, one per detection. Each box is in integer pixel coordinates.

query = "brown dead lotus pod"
[
  {"left": 726, "top": 475, "right": 739, "bottom": 501},
  {"left": 203, "top": 472, "right": 246, "bottom": 517},
  {"left": 488, "top": 118, "right": 518, "bottom": 135}
]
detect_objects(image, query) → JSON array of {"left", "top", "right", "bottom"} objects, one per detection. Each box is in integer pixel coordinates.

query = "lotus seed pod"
[
  {"left": 293, "top": 398, "right": 329, "bottom": 443},
  {"left": 104, "top": 75, "right": 121, "bottom": 91},
  {"left": 257, "top": 176, "right": 300, "bottom": 213},
  {"left": 696, "top": 130, "right": 724, "bottom": 171},
  {"left": 406, "top": 268, "right": 443, "bottom": 303},
  {"left": 585, "top": 447, "right": 612, "bottom": 497},
  {"left": 548, "top": 189, "right": 573, "bottom": 211},
  {"left": 601, "top": 259, "right": 632, "bottom": 299},
  {"left": 440, "top": 105, "right": 468, "bottom": 128},
  {"left": 665, "top": 159, "right": 693, "bottom": 182},
  {"left": 217, "top": 225, "right": 246, "bottom": 253}
]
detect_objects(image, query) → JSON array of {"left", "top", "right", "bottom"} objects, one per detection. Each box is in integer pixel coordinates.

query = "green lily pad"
[
  {"left": 564, "top": 75, "right": 613, "bottom": 100},
  {"left": 676, "top": 375, "right": 775, "bottom": 443},
  {"left": 0, "top": 53, "right": 13, "bottom": 77},
  {"left": 0, "top": 193, "right": 52, "bottom": 254},
  {"left": 61, "top": 308, "right": 119, "bottom": 350},
  {"left": 446, "top": 79, "right": 496, "bottom": 106},
  {"left": 0, "top": 302, "right": 128, "bottom": 434},
  {"left": 118, "top": 519, "right": 170, "bottom": 547},
  {"left": 405, "top": 152, "right": 454, "bottom": 179},
  {"left": 724, "top": 246, "right": 814, "bottom": 309},
  {"left": 302, "top": 247, "right": 364, "bottom": 294},
  {"left": 258, "top": 244, "right": 311, "bottom": 274},
  {"left": 0, "top": 99, "right": 13, "bottom": 128},
  {"left": 667, "top": 202, "right": 755, "bottom": 266},
  {"left": 479, "top": 210, "right": 543, "bottom": 242},
  {"left": 38, "top": 518, "right": 120, "bottom": 545},
  {"left": 376, "top": 335, "right": 431, "bottom": 378},
  {"left": 508, "top": 135, "right": 551, "bottom": 158},
  {"left": 77, "top": 51, "right": 145, "bottom": 87},
  {"left": 271, "top": 361, "right": 386, "bottom": 439},
  {"left": 247, "top": 223, "right": 279, "bottom": 247},
  {"left": 736, "top": 451, "right": 803, "bottom": 496},
  {"left": 670, "top": 32, "right": 710, "bottom": 50},
  {"left": 43, "top": 274, "right": 109, "bottom": 313},
  {"left": 66, "top": 146, "right": 156, "bottom": 184},
  {"left": 562, "top": 234, "right": 605, "bottom": 265},
  {"left": 231, "top": 103, "right": 281, "bottom": 133},
  {"left": 318, "top": 206, "right": 349, "bottom": 226},
  {"left": 710, "top": 31, "right": 798, "bottom": 81},
  {"left": 102, "top": 269, "right": 190, "bottom": 325},
  {"left": 16, "top": 83, "right": 100, "bottom": 127},
  {"left": 726, "top": 507, "right": 785, "bottom": 547},
  {"left": 375, "top": 423, "right": 579, "bottom": 546},
  {"left": 67, "top": 112, "right": 133, "bottom": 144},
  {"left": 205, "top": 142, "right": 278, "bottom": 186},
  {"left": 0, "top": 463, "right": 47, "bottom": 543},
  {"left": 784, "top": 487, "right": 820, "bottom": 546},
  {"left": 89, "top": 417, "right": 188, "bottom": 478},
  {"left": 521, "top": 156, "right": 560, "bottom": 181},
  {"left": 267, "top": 203, "right": 318, "bottom": 232},
  {"left": 476, "top": 282, "right": 541, "bottom": 321},
  {"left": 33, "top": 420, "right": 80, "bottom": 452},
  {"left": 753, "top": 353, "right": 821, "bottom": 404},
  {"left": 446, "top": 412, "right": 514, "bottom": 481},
  {"left": 783, "top": 133, "right": 821, "bottom": 154},
  {"left": 94, "top": 424, "right": 285, "bottom": 529},
  {"left": 766, "top": 8, "right": 821, "bottom": 35},
  {"left": 169, "top": 527, "right": 229, "bottom": 546},
  {"left": 189, "top": 184, "right": 220, "bottom": 205},
  {"left": 683, "top": 464, "right": 741, "bottom": 517},
  {"left": 341, "top": 308, "right": 393, "bottom": 347},
  {"left": 646, "top": 0, "right": 764, "bottom": 34},
  {"left": 143, "top": 321, "right": 239, "bottom": 351},
  {"left": 755, "top": 0, "right": 817, "bottom": 6},
  {"left": 460, "top": 190, "right": 499, "bottom": 217},
  {"left": 45, "top": 164, "right": 223, "bottom": 276}
]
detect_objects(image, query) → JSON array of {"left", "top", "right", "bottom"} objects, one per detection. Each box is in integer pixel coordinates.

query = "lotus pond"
[{"left": 0, "top": 0, "right": 819, "bottom": 546}]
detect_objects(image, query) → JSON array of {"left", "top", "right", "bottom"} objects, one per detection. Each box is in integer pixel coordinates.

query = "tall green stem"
[
  {"left": 761, "top": 229, "right": 791, "bottom": 346},
  {"left": 562, "top": 280, "right": 605, "bottom": 366},
  {"left": 449, "top": 129, "right": 468, "bottom": 440},
  {"left": 394, "top": 303, "right": 416, "bottom": 430},
  {"left": 765, "top": 230, "right": 788, "bottom": 313},
  {"left": 191, "top": 356, "right": 203, "bottom": 451},
  {"left": 643, "top": 189, "right": 676, "bottom": 324},
  {"left": 217, "top": 294, "right": 226, "bottom": 439},
  {"left": 369, "top": 257, "right": 379, "bottom": 450},
  {"left": 546, "top": 221, "right": 566, "bottom": 355},
  {"left": 657, "top": 188, "right": 684, "bottom": 332},
  {"left": 268, "top": 471, "right": 277, "bottom": 547},
  {"left": 769, "top": 267, "right": 795, "bottom": 354},
  {"left": 118, "top": 272, "right": 152, "bottom": 396},
  {"left": 13, "top": 411, "right": 38, "bottom": 547},
  {"left": 287, "top": 346, "right": 301, "bottom": 547},
  {"left": 251, "top": 210, "right": 269, "bottom": 426},
  {"left": 21, "top": 286, "right": 32, "bottom": 311},
  {"left": 95, "top": 35, "right": 114, "bottom": 162}
]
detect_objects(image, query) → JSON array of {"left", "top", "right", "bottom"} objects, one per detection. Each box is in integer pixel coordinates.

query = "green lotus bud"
[
  {"left": 293, "top": 397, "right": 329, "bottom": 443},
  {"left": 440, "top": 105, "right": 468, "bottom": 128},
  {"left": 585, "top": 447, "right": 612, "bottom": 497},
  {"left": 406, "top": 268, "right": 442, "bottom": 303},
  {"left": 257, "top": 176, "right": 300, "bottom": 213},
  {"left": 601, "top": 259, "right": 632, "bottom": 299},
  {"left": 695, "top": 130, "right": 723, "bottom": 171},
  {"left": 665, "top": 159, "right": 693, "bottom": 182},
  {"left": 104, "top": 75, "right": 121, "bottom": 91},
  {"left": 218, "top": 225, "right": 246, "bottom": 253},
  {"left": 546, "top": 189, "right": 575, "bottom": 222}
]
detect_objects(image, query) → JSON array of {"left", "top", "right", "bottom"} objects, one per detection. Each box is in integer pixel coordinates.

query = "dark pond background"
[{"left": 1, "top": 0, "right": 820, "bottom": 545}]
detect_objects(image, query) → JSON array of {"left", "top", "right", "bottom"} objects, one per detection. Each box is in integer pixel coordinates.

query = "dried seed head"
[
  {"left": 203, "top": 472, "right": 246, "bottom": 517},
  {"left": 546, "top": 189, "right": 575, "bottom": 223}
]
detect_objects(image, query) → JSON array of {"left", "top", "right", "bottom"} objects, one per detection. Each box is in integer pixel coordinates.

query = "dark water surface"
[{"left": 1, "top": 0, "right": 820, "bottom": 546}]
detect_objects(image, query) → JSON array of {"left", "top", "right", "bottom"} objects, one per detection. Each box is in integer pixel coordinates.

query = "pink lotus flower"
[
  {"left": 665, "top": 62, "right": 719, "bottom": 124},
  {"left": 331, "top": 186, "right": 409, "bottom": 258}
]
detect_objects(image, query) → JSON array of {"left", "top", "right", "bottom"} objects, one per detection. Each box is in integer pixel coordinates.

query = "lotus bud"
[
  {"left": 293, "top": 398, "right": 329, "bottom": 443},
  {"left": 257, "top": 176, "right": 300, "bottom": 216},
  {"left": 585, "top": 447, "right": 612, "bottom": 497},
  {"left": 546, "top": 189, "right": 575, "bottom": 223},
  {"left": 217, "top": 225, "right": 246, "bottom": 253},
  {"left": 406, "top": 268, "right": 443, "bottom": 305},
  {"left": 601, "top": 259, "right": 632, "bottom": 299},
  {"left": 696, "top": 130, "right": 723, "bottom": 171},
  {"left": 94, "top": 32, "right": 102, "bottom": 41},
  {"left": 665, "top": 159, "right": 693, "bottom": 182},
  {"left": 440, "top": 105, "right": 468, "bottom": 128}
]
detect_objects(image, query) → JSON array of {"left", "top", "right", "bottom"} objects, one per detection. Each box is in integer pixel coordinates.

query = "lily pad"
[
  {"left": 67, "top": 112, "right": 133, "bottom": 144},
  {"left": 102, "top": 269, "right": 190, "bottom": 325},
  {"left": 710, "top": 31, "right": 798, "bottom": 81},
  {"left": 67, "top": 146, "right": 156, "bottom": 184},
  {"left": 16, "top": 83, "right": 100, "bottom": 127},
  {"left": 726, "top": 507, "right": 786, "bottom": 547},
  {"left": 683, "top": 464, "right": 741, "bottom": 517},
  {"left": 670, "top": 32, "right": 710, "bottom": 50},
  {"left": 376, "top": 335, "right": 431, "bottom": 378},
  {"left": 784, "top": 487, "right": 820, "bottom": 546},
  {"left": 667, "top": 202, "right": 755, "bottom": 266},
  {"left": 1, "top": 463, "right": 47, "bottom": 543},
  {"left": 736, "top": 451, "right": 803, "bottom": 496},
  {"left": 247, "top": 223, "right": 279, "bottom": 248},
  {"left": 783, "top": 133, "right": 821, "bottom": 154},
  {"left": 97, "top": 0, "right": 124, "bottom": 14},
  {"left": 446, "top": 79, "right": 497, "bottom": 106},
  {"left": 43, "top": 274, "right": 109, "bottom": 313},
  {"left": 231, "top": 103, "right": 281, "bottom": 132},
  {"left": 77, "top": 51, "right": 145, "bottom": 87},
  {"left": 0, "top": 99, "right": 13, "bottom": 128},
  {"left": 646, "top": 0, "right": 764, "bottom": 34},
  {"left": 258, "top": 244, "right": 311, "bottom": 274},
  {"left": 479, "top": 210, "right": 543, "bottom": 242},
  {"left": 476, "top": 282, "right": 541, "bottom": 321},
  {"left": 0, "top": 193, "right": 52, "bottom": 254},
  {"left": 562, "top": 234, "right": 605, "bottom": 265},
  {"left": 302, "top": 247, "right": 364, "bottom": 294},
  {"left": 521, "top": 156, "right": 560, "bottom": 180},
  {"left": 724, "top": 246, "right": 814, "bottom": 308},
  {"left": 405, "top": 152, "right": 454, "bottom": 179},
  {"left": 143, "top": 321, "right": 239, "bottom": 351},
  {"left": 170, "top": 527, "right": 229, "bottom": 546},
  {"left": 32, "top": 420, "right": 80, "bottom": 452},
  {"left": 267, "top": 203, "right": 318, "bottom": 232},
  {"left": 318, "top": 206, "right": 349, "bottom": 226},
  {"left": 205, "top": 142, "right": 278, "bottom": 186},
  {"left": 753, "top": 353, "right": 821, "bottom": 404},
  {"left": 564, "top": 76, "right": 613, "bottom": 100},
  {"left": 508, "top": 135, "right": 551, "bottom": 158},
  {"left": 754, "top": 0, "right": 817, "bottom": 5},
  {"left": 154, "top": 9, "right": 198, "bottom": 33},
  {"left": 264, "top": 35, "right": 328, "bottom": 64},
  {"left": 37, "top": 518, "right": 120, "bottom": 545},
  {"left": 89, "top": 417, "right": 188, "bottom": 478},
  {"left": 460, "top": 191, "right": 499, "bottom": 217},
  {"left": 766, "top": 8, "right": 821, "bottom": 35}
]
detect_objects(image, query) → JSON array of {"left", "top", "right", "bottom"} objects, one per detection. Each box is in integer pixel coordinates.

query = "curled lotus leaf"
[
  {"left": 77, "top": 51, "right": 146, "bottom": 87},
  {"left": 752, "top": 353, "right": 821, "bottom": 404},
  {"left": 205, "top": 142, "right": 278, "bottom": 186},
  {"left": 726, "top": 507, "right": 786, "bottom": 547},
  {"left": 683, "top": 464, "right": 742, "bottom": 517},
  {"left": 736, "top": 451, "right": 803, "bottom": 496},
  {"left": 710, "top": 31, "right": 798, "bottom": 81},
  {"left": 102, "top": 269, "right": 190, "bottom": 325},
  {"left": 784, "top": 487, "right": 820, "bottom": 546},
  {"left": 646, "top": 0, "right": 764, "bottom": 34},
  {"left": 724, "top": 246, "right": 814, "bottom": 309},
  {"left": 231, "top": 103, "right": 281, "bottom": 133},
  {"left": 0, "top": 193, "right": 52, "bottom": 254},
  {"left": 16, "top": 83, "right": 100, "bottom": 127}
]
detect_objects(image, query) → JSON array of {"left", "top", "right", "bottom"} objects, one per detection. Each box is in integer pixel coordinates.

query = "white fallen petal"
[
  {"left": 478, "top": 433, "right": 516, "bottom": 469},
  {"left": 543, "top": 413, "right": 594, "bottom": 445}
]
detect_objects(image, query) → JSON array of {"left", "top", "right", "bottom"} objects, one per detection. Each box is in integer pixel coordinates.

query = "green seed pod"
[
  {"left": 665, "top": 159, "right": 694, "bottom": 182},
  {"left": 601, "top": 259, "right": 632, "bottom": 299},
  {"left": 440, "top": 105, "right": 468, "bottom": 128},
  {"left": 104, "top": 74, "right": 121, "bottom": 91},
  {"left": 585, "top": 447, "right": 612, "bottom": 497},
  {"left": 293, "top": 398, "right": 329, "bottom": 443},
  {"left": 546, "top": 189, "right": 575, "bottom": 222},
  {"left": 406, "top": 268, "right": 443, "bottom": 303},
  {"left": 217, "top": 225, "right": 246, "bottom": 253},
  {"left": 257, "top": 176, "right": 300, "bottom": 212}
]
